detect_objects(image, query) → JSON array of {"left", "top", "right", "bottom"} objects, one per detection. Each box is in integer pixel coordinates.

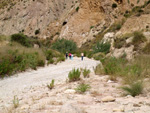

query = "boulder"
[
  {"left": 113, "top": 108, "right": 124, "bottom": 112},
  {"left": 34, "top": 44, "right": 39, "bottom": 48},
  {"left": 126, "top": 37, "right": 133, "bottom": 44},
  {"left": 64, "top": 89, "right": 76, "bottom": 94},
  {"left": 102, "top": 32, "right": 115, "bottom": 48},
  {"left": 101, "top": 96, "right": 115, "bottom": 102}
]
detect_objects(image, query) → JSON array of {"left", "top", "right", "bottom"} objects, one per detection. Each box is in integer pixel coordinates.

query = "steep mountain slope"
[
  {"left": 0, "top": 0, "right": 77, "bottom": 36},
  {"left": 0, "top": 0, "right": 149, "bottom": 47}
]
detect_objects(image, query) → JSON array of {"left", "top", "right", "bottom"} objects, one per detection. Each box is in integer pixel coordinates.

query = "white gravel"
[{"left": 0, "top": 57, "right": 99, "bottom": 105}]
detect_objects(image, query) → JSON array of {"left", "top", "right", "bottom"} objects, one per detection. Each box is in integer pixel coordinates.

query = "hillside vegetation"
[{"left": 0, "top": 34, "right": 78, "bottom": 78}]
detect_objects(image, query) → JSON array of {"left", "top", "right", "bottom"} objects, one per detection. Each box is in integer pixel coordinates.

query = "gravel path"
[{"left": 0, "top": 57, "right": 99, "bottom": 105}]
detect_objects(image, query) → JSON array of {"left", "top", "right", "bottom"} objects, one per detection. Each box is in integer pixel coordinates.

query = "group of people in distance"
[{"left": 65, "top": 52, "right": 84, "bottom": 61}]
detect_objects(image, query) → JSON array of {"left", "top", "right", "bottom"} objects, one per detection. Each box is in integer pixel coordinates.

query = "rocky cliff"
[
  {"left": 0, "top": 0, "right": 150, "bottom": 47},
  {"left": 0, "top": 0, "right": 76, "bottom": 36}
]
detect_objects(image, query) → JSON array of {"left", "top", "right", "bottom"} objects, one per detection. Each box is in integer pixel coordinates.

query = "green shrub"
[
  {"left": 90, "top": 26, "right": 94, "bottom": 29},
  {"left": 93, "top": 42, "right": 111, "bottom": 54},
  {"left": 142, "top": 0, "right": 150, "bottom": 8},
  {"left": 76, "top": 50, "right": 93, "bottom": 58},
  {"left": 94, "top": 57, "right": 127, "bottom": 76},
  {"left": 124, "top": 12, "right": 131, "bottom": 18},
  {"left": 45, "top": 49, "right": 53, "bottom": 60},
  {"left": 57, "top": 55, "right": 65, "bottom": 62},
  {"left": 122, "top": 64, "right": 142, "bottom": 84},
  {"left": 93, "top": 52, "right": 105, "bottom": 61},
  {"left": 112, "top": 3, "right": 117, "bottom": 8},
  {"left": 137, "top": 0, "right": 140, "bottom": 4},
  {"left": 132, "top": 31, "right": 147, "bottom": 46},
  {"left": 143, "top": 43, "right": 150, "bottom": 54},
  {"left": 133, "top": 55, "right": 150, "bottom": 78},
  {"left": 11, "top": 33, "right": 32, "bottom": 47},
  {"left": 37, "top": 60, "right": 45, "bottom": 66},
  {"left": 124, "top": 4, "right": 146, "bottom": 18},
  {"left": 39, "top": 38, "right": 52, "bottom": 48},
  {"left": 0, "top": 58, "right": 14, "bottom": 77},
  {"left": 48, "top": 59, "right": 54, "bottom": 64},
  {"left": 108, "top": 22, "right": 122, "bottom": 32},
  {"left": 0, "top": 45, "right": 46, "bottom": 77},
  {"left": 115, "top": 24, "right": 122, "bottom": 30},
  {"left": 0, "top": 35, "right": 10, "bottom": 42},
  {"left": 121, "top": 81, "right": 143, "bottom": 97},
  {"left": 76, "top": 6, "right": 79, "bottom": 12},
  {"left": 0, "top": 0, "right": 15, "bottom": 9},
  {"left": 47, "top": 79, "right": 55, "bottom": 89},
  {"left": 75, "top": 51, "right": 81, "bottom": 57},
  {"left": 75, "top": 83, "right": 91, "bottom": 93},
  {"left": 68, "top": 68, "right": 81, "bottom": 82},
  {"left": 132, "top": 6, "right": 141, "bottom": 12},
  {"left": 128, "top": 0, "right": 130, "bottom": 4},
  {"left": 114, "top": 33, "right": 134, "bottom": 49},
  {"left": 94, "top": 64, "right": 104, "bottom": 75},
  {"left": 83, "top": 68, "right": 90, "bottom": 78},
  {"left": 114, "top": 38, "right": 126, "bottom": 49},
  {"left": 94, "top": 55, "right": 149, "bottom": 84},
  {"left": 45, "top": 49, "right": 65, "bottom": 64},
  {"left": 35, "top": 29, "right": 40, "bottom": 35},
  {"left": 51, "top": 39, "right": 77, "bottom": 54},
  {"left": 13, "top": 96, "right": 19, "bottom": 108},
  {"left": 101, "top": 57, "right": 142, "bottom": 77},
  {"left": 87, "top": 51, "right": 93, "bottom": 58},
  {"left": 103, "top": 57, "right": 123, "bottom": 75}
]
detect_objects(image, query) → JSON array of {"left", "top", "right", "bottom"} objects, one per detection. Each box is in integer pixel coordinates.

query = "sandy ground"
[{"left": 0, "top": 57, "right": 99, "bottom": 110}]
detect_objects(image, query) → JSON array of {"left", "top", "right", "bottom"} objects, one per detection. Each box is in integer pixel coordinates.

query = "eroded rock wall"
[
  {"left": 0, "top": 0, "right": 76, "bottom": 36},
  {"left": 0, "top": 0, "right": 149, "bottom": 47}
]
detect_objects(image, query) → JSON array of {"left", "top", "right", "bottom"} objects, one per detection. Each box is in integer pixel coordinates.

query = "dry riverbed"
[{"left": 0, "top": 57, "right": 150, "bottom": 113}]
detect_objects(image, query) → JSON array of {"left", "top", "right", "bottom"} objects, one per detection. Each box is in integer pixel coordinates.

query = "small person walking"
[
  {"left": 69, "top": 53, "right": 71, "bottom": 59},
  {"left": 66, "top": 52, "right": 68, "bottom": 59},
  {"left": 71, "top": 54, "right": 73, "bottom": 60},
  {"left": 81, "top": 52, "right": 84, "bottom": 61}
]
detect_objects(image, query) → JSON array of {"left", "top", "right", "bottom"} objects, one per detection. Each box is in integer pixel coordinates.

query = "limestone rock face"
[
  {"left": 117, "top": 14, "right": 150, "bottom": 35},
  {"left": 59, "top": 0, "right": 107, "bottom": 47},
  {"left": 112, "top": 45, "right": 134, "bottom": 60},
  {"left": 0, "top": 0, "right": 149, "bottom": 47},
  {"left": 58, "top": 0, "right": 148, "bottom": 46},
  {"left": 0, "top": 0, "right": 77, "bottom": 36}
]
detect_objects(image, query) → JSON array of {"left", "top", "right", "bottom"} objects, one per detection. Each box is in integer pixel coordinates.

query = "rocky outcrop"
[
  {"left": 117, "top": 14, "right": 150, "bottom": 36},
  {"left": 59, "top": 0, "right": 107, "bottom": 47},
  {"left": 0, "top": 0, "right": 76, "bottom": 36},
  {"left": 0, "top": 0, "right": 149, "bottom": 47},
  {"left": 58, "top": 0, "right": 149, "bottom": 46}
]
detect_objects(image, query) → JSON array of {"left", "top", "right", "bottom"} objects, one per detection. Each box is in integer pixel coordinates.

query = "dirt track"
[{"left": 0, "top": 57, "right": 99, "bottom": 108}]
